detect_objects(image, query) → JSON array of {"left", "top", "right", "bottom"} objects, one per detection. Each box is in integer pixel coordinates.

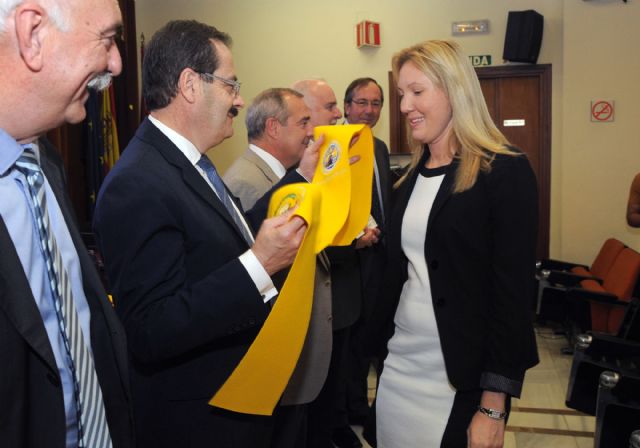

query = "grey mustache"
[{"left": 88, "top": 72, "right": 113, "bottom": 92}]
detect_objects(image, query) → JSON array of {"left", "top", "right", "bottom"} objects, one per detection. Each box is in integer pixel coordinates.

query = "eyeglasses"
[
  {"left": 199, "top": 72, "right": 241, "bottom": 98},
  {"left": 350, "top": 99, "right": 382, "bottom": 108}
]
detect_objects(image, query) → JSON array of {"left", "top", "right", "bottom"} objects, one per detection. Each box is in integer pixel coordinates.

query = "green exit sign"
[{"left": 469, "top": 55, "right": 492, "bottom": 67}]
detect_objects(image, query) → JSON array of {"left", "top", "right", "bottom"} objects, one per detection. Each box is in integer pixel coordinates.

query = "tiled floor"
[{"left": 354, "top": 325, "right": 595, "bottom": 447}]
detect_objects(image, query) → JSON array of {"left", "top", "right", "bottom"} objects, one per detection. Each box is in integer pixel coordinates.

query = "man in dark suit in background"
[
  {"left": 93, "top": 21, "right": 319, "bottom": 448},
  {"left": 293, "top": 79, "right": 381, "bottom": 448},
  {"left": 0, "top": 0, "right": 135, "bottom": 447},
  {"left": 342, "top": 77, "right": 392, "bottom": 446}
]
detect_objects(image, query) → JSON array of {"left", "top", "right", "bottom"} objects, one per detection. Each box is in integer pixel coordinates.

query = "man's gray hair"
[
  {"left": 0, "top": 0, "right": 22, "bottom": 21},
  {"left": 246, "top": 88, "right": 303, "bottom": 140},
  {"left": 0, "top": 0, "right": 69, "bottom": 32}
]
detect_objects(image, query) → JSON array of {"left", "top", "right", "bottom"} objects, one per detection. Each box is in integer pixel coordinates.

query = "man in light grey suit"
[
  {"left": 224, "top": 88, "right": 333, "bottom": 448},
  {"left": 224, "top": 88, "right": 310, "bottom": 210}
]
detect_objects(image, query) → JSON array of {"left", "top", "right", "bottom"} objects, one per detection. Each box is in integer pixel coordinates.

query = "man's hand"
[
  {"left": 297, "top": 135, "right": 324, "bottom": 181},
  {"left": 252, "top": 212, "right": 307, "bottom": 275},
  {"left": 355, "top": 226, "right": 380, "bottom": 249}
]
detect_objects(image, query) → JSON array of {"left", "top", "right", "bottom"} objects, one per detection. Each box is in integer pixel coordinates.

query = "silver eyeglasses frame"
[
  {"left": 350, "top": 99, "right": 382, "bottom": 108},
  {"left": 199, "top": 72, "right": 241, "bottom": 97}
]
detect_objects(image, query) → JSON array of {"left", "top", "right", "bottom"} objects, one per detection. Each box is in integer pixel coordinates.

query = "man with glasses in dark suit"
[{"left": 93, "top": 20, "right": 320, "bottom": 448}]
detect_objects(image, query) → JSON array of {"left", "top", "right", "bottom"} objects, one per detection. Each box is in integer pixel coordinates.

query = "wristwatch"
[{"left": 477, "top": 406, "right": 507, "bottom": 420}]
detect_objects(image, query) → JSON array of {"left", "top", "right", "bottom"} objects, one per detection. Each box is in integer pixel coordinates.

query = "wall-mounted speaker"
[{"left": 503, "top": 10, "right": 544, "bottom": 64}]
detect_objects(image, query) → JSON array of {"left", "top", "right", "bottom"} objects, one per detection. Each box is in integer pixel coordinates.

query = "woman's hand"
[
  {"left": 466, "top": 410, "right": 505, "bottom": 448},
  {"left": 467, "top": 390, "right": 507, "bottom": 447}
]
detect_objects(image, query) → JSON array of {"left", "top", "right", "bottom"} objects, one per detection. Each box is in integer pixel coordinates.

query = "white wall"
[
  {"left": 134, "top": 0, "right": 640, "bottom": 261},
  {"left": 561, "top": 0, "right": 640, "bottom": 262}
]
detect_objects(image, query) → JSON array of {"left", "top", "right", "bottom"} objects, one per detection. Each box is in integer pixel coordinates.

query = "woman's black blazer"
[{"left": 372, "top": 146, "right": 539, "bottom": 396}]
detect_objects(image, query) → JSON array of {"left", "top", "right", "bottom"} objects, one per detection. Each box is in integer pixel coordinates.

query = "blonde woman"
[{"left": 371, "top": 40, "right": 539, "bottom": 447}]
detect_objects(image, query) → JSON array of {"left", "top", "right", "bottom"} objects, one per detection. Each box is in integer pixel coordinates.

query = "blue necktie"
[
  {"left": 15, "top": 147, "right": 112, "bottom": 448},
  {"left": 197, "top": 155, "right": 254, "bottom": 245}
]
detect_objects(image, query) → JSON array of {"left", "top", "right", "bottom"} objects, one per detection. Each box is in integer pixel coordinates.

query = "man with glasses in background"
[{"left": 93, "top": 20, "right": 320, "bottom": 448}]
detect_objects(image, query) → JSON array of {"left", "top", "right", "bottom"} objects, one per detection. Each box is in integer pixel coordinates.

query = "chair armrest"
[
  {"left": 566, "top": 288, "right": 628, "bottom": 306},
  {"left": 538, "top": 258, "right": 589, "bottom": 272},
  {"left": 606, "top": 370, "right": 640, "bottom": 398},
  {"left": 546, "top": 270, "right": 603, "bottom": 286},
  {"left": 585, "top": 332, "right": 640, "bottom": 357}
]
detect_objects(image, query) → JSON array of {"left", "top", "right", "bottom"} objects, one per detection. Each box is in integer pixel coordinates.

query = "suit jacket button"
[
  {"left": 325, "top": 280, "right": 331, "bottom": 287},
  {"left": 435, "top": 297, "right": 445, "bottom": 307},
  {"left": 328, "top": 315, "right": 333, "bottom": 321},
  {"left": 46, "top": 372, "right": 61, "bottom": 387},
  {"left": 430, "top": 260, "right": 439, "bottom": 270}
]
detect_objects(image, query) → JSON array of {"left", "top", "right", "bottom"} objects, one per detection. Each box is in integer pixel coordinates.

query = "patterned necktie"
[
  {"left": 197, "top": 155, "right": 254, "bottom": 245},
  {"left": 15, "top": 147, "right": 112, "bottom": 448}
]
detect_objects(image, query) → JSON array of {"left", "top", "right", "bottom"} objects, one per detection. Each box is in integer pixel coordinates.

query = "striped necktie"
[
  {"left": 197, "top": 155, "right": 254, "bottom": 245},
  {"left": 15, "top": 147, "right": 112, "bottom": 448}
]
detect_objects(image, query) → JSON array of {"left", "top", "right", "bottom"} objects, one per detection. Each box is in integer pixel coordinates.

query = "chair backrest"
[
  {"left": 590, "top": 238, "right": 626, "bottom": 279},
  {"left": 603, "top": 249, "right": 640, "bottom": 334},
  {"left": 603, "top": 248, "right": 640, "bottom": 300}
]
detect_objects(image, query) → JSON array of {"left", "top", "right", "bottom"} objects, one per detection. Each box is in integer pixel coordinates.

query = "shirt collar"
[
  {"left": 248, "top": 144, "right": 286, "bottom": 179},
  {"left": 0, "top": 128, "right": 39, "bottom": 176},
  {"left": 148, "top": 114, "right": 203, "bottom": 167}
]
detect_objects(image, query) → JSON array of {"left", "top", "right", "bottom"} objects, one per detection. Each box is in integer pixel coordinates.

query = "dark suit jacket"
[
  {"left": 93, "top": 119, "right": 302, "bottom": 447},
  {"left": 326, "top": 138, "right": 391, "bottom": 332},
  {"left": 357, "top": 138, "right": 391, "bottom": 323},
  {"left": 323, "top": 243, "right": 360, "bottom": 331},
  {"left": 0, "top": 139, "right": 134, "bottom": 448},
  {"left": 371, "top": 146, "right": 539, "bottom": 395}
]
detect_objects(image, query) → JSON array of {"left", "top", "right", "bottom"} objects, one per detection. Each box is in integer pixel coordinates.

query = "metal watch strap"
[{"left": 477, "top": 406, "right": 507, "bottom": 420}]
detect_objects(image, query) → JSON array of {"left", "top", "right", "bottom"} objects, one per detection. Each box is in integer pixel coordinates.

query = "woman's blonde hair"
[{"left": 392, "top": 40, "right": 515, "bottom": 192}]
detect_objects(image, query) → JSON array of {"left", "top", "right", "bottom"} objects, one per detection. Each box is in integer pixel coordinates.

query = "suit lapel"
[
  {"left": 373, "top": 139, "right": 391, "bottom": 222},
  {"left": 318, "top": 251, "right": 331, "bottom": 272},
  {"left": 392, "top": 145, "right": 457, "bottom": 235},
  {"left": 137, "top": 119, "right": 251, "bottom": 244},
  {"left": 244, "top": 148, "right": 280, "bottom": 186},
  {"left": 426, "top": 157, "right": 458, "bottom": 232},
  {"left": 0, "top": 218, "right": 58, "bottom": 373}
]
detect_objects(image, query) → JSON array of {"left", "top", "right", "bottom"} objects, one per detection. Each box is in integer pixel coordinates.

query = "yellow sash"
[{"left": 209, "top": 124, "right": 373, "bottom": 415}]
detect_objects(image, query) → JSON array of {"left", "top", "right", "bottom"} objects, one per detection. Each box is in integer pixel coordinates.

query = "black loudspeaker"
[{"left": 503, "top": 10, "right": 544, "bottom": 63}]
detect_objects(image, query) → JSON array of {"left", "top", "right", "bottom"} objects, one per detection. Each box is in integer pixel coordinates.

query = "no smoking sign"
[{"left": 591, "top": 99, "right": 615, "bottom": 122}]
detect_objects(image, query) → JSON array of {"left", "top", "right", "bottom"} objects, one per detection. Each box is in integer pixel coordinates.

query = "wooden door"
[
  {"left": 388, "top": 64, "right": 551, "bottom": 259},
  {"left": 477, "top": 64, "right": 551, "bottom": 259}
]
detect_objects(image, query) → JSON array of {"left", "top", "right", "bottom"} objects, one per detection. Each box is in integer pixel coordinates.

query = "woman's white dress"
[{"left": 376, "top": 169, "right": 456, "bottom": 448}]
